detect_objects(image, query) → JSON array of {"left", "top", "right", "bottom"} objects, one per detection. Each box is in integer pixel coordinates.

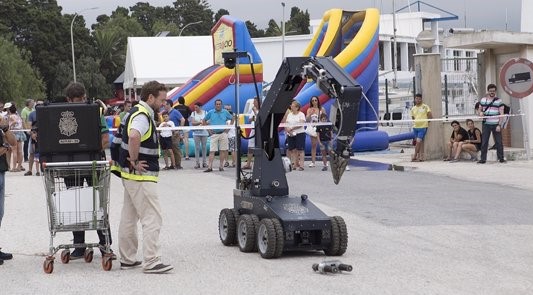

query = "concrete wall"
[{"left": 414, "top": 53, "right": 444, "bottom": 160}]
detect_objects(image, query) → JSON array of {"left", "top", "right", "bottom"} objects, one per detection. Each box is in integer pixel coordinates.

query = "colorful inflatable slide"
[
  {"left": 293, "top": 8, "right": 386, "bottom": 152},
  {"left": 166, "top": 16, "right": 263, "bottom": 112}
]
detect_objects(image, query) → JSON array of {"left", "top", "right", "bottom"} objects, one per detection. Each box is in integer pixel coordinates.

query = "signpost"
[{"left": 499, "top": 57, "right": 532, "bottom": 160}]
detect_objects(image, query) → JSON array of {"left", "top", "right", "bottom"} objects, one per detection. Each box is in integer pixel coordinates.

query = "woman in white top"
[
  {"left": 7, "top": 104, "right": 25, "bottom": 172},
  {"left": 285, "top": 101, "right": 306, "bottom": 170},
  {"left": 243, "top": 97, "right": 259, "bottom": 169},
  {"left": 189, "top": 102, "right": 209, "bottom": 169},
  {"left": 306, "top": 96, "right": 326, "bottom": 168}
]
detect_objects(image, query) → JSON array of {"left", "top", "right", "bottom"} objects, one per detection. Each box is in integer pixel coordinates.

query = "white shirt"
[
  {"left": 158, "top": 120, "right": 175, "bottom": 137},
  {"left": 129, "top": 101, "right": 153, "bottom": 136},
  {"left": 286, "top": 111, "right": 306, "bottom": 134}
]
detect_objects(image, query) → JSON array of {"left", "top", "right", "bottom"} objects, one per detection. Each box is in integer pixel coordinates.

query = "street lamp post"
[
  {"left": 179, "top": 21, "right": 202, "bottom": 36},
  {"left": 70, "top": 7, "right": 98, "bottom": 83},
  {"left": 281, "top": 2, "right": 286, "bottom": 61}
]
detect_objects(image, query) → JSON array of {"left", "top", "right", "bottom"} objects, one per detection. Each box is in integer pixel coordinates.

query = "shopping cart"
[{"left": 42, "top": 161, "right": 113, "bottom": 274}]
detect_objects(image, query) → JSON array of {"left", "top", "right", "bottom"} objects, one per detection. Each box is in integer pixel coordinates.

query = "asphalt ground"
[{"left": 1, "top": 147, "right": 532, "bottom": 294}]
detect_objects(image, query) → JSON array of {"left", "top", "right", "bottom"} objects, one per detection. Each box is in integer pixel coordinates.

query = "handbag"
[{"left": 305, "top": 126, "right": 317, "bottom": 137}]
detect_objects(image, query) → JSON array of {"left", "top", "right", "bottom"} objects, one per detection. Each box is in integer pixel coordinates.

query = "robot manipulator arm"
[{"left": 302, "top": 57, "right": 362, "bottom": 184}]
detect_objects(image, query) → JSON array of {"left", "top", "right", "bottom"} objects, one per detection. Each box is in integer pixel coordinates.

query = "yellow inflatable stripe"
[
  {"left": 316, "top": 9, "right": 343, "bottom": 57},
  {"left": 335, "top": 8, "right": 380, "bottom": 68},
  {"left": 184, "top": 63, "right": 263, "bottom": 105}
]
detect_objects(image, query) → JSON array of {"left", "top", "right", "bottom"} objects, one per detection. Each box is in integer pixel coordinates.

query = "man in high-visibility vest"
[{"left": 117, "top": 80, "right": 173, "bottom": 274}]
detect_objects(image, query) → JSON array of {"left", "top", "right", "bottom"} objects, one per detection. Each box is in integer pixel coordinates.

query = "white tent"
[{"left": 123, "top": 36, "right": 213, "bottom": 89}]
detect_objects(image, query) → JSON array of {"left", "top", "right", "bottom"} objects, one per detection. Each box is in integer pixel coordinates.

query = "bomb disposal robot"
[{"left": 218, "top": 56, "right": 361, "bottom": 258}]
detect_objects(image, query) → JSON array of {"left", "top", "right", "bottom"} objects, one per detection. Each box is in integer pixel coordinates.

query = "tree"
[
  {"left": 173, "top": 0, "right": 214, "bottom": 36},
  {"left": 93, "top": 13, "right": 146, "bottom": 86},
  {"left": 0, "top": 37, "right": 45, "bottom": 103},
  {"left": 265, "top": 19, "right": 281, "bottom": 37},
  {"left": 288, "top": 7, "right": 310, "bottom": 35},
  {"left": 245, "top": 21, "right": 265, "bottom": 38},
  {"left": 76, "top": 56, "right": 112, "bottom": 99},
  {"left": 214, "top": 9, "right": 229, "bottom": 23},
  {"left": 130, "top": 2, "right": 158, "bottom": 36},
  {"left": 94, "top": 30, "right": 122, "bottom": 83}
]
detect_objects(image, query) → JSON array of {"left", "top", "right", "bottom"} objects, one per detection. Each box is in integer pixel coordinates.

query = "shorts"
[
  {"left": 228, "top": 137, "right": 236, "bottom": 151},
  {"left": 287, "top": 133, "right": 305, "bottom": 151},
  {"left": 160, "top": 136, "right": 173, "bottom": 150},
  {"left": 14, "top": 131, "right": 26, "bottom": 142},
  {"left": 413, "top": 128, "right": 428, "bottom": 141},
  {"left": 210, "top": 133, "right": 229, "bottom": 152},
  {"left": 319, "top": 141, "right": 332, "bottom": 153}
]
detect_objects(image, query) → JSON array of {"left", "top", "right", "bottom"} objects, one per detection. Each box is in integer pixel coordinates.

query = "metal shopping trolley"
[{"left": 42, "top": 161, "right": 113, "bottom": 273}]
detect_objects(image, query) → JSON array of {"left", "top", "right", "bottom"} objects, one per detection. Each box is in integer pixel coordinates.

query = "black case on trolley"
[{"left": 37, "top": 102, "right": 103, "bottom": 162}]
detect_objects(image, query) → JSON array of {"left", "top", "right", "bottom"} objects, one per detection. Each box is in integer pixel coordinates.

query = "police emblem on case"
[{"left": 58, "top": 111, "right": 78, "bottom": 136}]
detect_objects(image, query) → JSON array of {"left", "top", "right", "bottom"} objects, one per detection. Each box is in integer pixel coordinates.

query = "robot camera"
[{"left": 222, "top": 51, "right": 249, "bottom": 70}]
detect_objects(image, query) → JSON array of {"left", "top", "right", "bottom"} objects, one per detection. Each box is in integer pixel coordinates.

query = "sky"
[{"left": 56, "top": 0, "right": 522, "bottom": 32}]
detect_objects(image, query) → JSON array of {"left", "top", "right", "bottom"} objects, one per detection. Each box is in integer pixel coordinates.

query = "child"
[
  {"left": 316, "top": 113, "right": 333, "bottom": 171},
  {"left": 159, "top": 112, "right": 176, "bottom": 170},
  {"left": 30, "top": 127, "right": 41, "bottom": 176},
  {"left": 224, "top": 105, "right": 236, "bottom": 168}
]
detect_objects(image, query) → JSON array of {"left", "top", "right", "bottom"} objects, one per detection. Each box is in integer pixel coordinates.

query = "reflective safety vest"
[{"left": 118, "top": 104, "right": 159, "bottom": 182}]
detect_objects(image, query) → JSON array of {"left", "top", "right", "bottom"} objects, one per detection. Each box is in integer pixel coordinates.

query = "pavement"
[{"left": 1, "top": 147, "right": 532, "bottom": 295}]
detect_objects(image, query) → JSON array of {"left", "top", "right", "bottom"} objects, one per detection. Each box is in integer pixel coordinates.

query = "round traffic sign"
[{"left": 500, "top": 57, "right": 533, "bottom": 98}]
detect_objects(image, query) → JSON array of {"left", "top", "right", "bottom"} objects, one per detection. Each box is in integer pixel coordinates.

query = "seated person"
[
  {"left": 444, "top": 120, "right": 468, "bottom": 162},
  {"left": 457, "top": 119, "right": 482, "bottom": 161}
]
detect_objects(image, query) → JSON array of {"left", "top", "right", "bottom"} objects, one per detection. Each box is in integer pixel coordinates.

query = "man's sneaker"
[
  {"left": 477, "top": 160, "right": 486, "bottom": 164},
  {"left": 120, "top": 261, "right": 142, "bottom": 270},
  {"left": 345, "top": 166, "right": 351, "bottom": 171},
  {"left": 202, "top": 162, "right": 208, "bottom": 168},
  {"left": 499, "top": 159, "right": 507, "bottom": 163},
  {"left": 308, "top": 162, "right": 315, "bottom": 168},
  {"left": 321, "top": 166, "right": 327, "bottom": 171},
  {"left": 143, "top": 263, "right": 174, "bottom": 274},
  {"left": 70, "top": 249, "right": 84, "bottom": 260},
  {"left": 194, "top": 163, "right": 200, "bottom": 169},
  {"left": 0, "top": 250, "right": 13, "bottom": 260}
]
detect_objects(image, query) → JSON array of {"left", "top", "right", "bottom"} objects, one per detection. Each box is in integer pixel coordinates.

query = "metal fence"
[{"left": 441, "top": 57, "right": 479, "bottom": 117}]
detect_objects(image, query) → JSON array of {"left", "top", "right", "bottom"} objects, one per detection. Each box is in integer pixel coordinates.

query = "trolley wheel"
[
  {"left": 102, "top": 256, "right": 113, "bottom": 271},
  {"left": 60, "top": 250, "right": 70, "bottom": 264},
  {"left": 84, "top": 248, "right": 94, "bottom": 263},
  {"left": 271, "top": 218, "right": 285, "bottom": 258},
  {"left": 219, "top": 208, "right": 237, "bottom": 246},
  {"left": 237, "top": 214, "right": 256, "bottom": 252},
  {"left": 324, "top": 216, "right": 348, "bottom": 256},
  {"left": 257, "top": 219, "right": 277, "bottom": 259},
  {"left": 43, "top": 258, "right": 54, "bottom": 274}
]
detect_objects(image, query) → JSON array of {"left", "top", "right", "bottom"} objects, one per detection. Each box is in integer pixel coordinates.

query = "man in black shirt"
[{"left": 174, "top": 96, "right": 191, "bottom": 160}]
